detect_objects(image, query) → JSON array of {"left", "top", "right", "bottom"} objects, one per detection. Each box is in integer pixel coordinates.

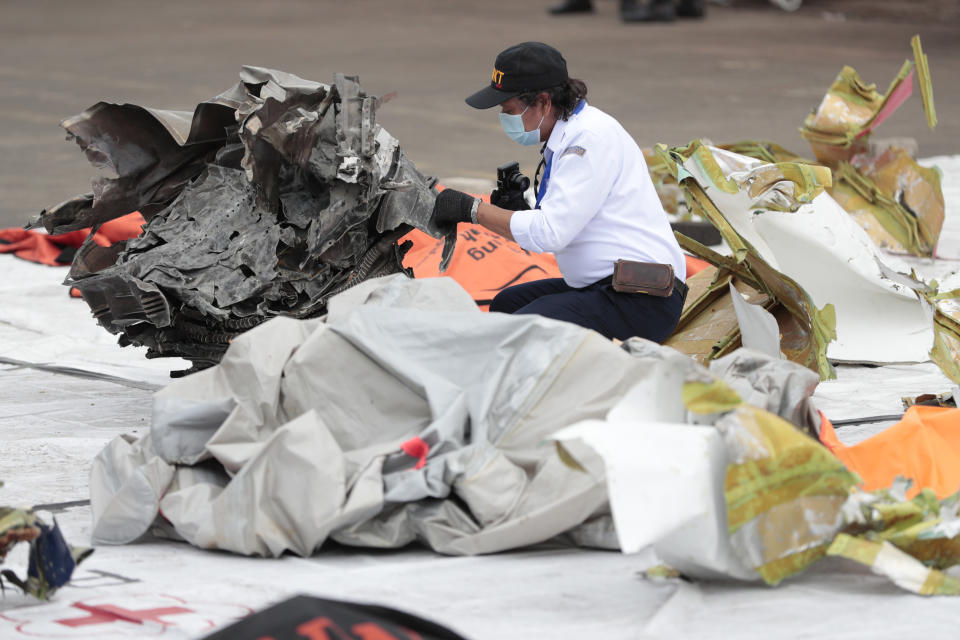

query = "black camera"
[
  {"left": 497, "top": 161, "right": 530, "bottom": 194},
  {"left": 492, "top": 161, "right": 531, "bottom": 210}
]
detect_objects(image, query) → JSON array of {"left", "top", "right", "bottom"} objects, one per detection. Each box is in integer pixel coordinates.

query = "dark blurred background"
[{"left": 1, "top": 0, "right": 957, "bottom": 228}]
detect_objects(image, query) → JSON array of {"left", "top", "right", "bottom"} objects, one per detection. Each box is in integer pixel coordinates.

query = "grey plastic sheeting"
[
  {"left": 91, "top": 275, "right": 613, "bottom": 556},
  {"left": 90, "top": 275, "right": 822, "bottom": 559}
]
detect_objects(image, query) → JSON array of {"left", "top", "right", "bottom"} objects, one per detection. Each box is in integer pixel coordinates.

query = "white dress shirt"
[{"left": 509, "top": 102, "right": 686, "bottom": 288}]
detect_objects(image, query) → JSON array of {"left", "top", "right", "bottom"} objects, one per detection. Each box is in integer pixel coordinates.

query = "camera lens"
[{"left": 511, "top": 174, "right": 530, "bottom": 192}]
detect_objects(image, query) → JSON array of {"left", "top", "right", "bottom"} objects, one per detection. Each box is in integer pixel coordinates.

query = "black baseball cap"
[{"left": 465, "top": 42, "right": 569, "bottom": 109}]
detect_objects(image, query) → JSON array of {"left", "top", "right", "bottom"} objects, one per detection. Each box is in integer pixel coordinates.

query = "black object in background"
[
  {"left": 202, "top": 595, "right": 469, "bottom": 640},
  {"left": 670, "top": 220, "right": 722, "bottom": 247}
]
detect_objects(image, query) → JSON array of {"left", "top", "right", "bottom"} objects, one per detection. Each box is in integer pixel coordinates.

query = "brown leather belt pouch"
[{"left": 611, "top": 259, "right": 675, "bottom": 297}]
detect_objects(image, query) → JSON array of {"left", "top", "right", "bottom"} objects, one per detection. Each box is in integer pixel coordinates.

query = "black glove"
[
  {"left": 430, "top": 189, "right": 476, "bottom": 230},
  {"left": 490, "top": 188, "right": 531, "bottom": 211}
]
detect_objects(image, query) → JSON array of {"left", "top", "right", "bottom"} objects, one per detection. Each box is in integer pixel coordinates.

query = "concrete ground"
[{"left": 1, "top": 0, "right": 958, "bottom": 229}]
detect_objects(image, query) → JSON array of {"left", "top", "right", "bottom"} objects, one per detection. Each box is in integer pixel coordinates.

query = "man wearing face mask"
[{"left": 430, "top": 41, "right": 687, "bottom": 343}]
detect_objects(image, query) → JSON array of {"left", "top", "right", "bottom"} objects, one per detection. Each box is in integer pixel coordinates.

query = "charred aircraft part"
[
  {"left": 49, "top": 68, "right": 448, "bottom": 375},
  {"left": 34, "top": 102, "right": 237, "bottom": 235}
]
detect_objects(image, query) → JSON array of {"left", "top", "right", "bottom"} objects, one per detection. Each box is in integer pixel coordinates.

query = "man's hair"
[{"left": 517, "top": 78, "right": 588, "bottom": 121}]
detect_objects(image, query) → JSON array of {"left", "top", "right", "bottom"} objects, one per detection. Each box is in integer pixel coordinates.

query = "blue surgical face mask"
[{"left": 499, "top": 105, "right": 544, "bottom": 146}]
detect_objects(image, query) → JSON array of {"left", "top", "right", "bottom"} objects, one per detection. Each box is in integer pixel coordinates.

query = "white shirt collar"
[{"left": 545, "top": 100, "right": 587, "bottom": 154}]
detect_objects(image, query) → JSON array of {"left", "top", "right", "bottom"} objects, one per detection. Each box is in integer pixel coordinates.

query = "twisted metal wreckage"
[
  {"left": 650, "top": 37, "right": 960, "bottom": 384},
  {"left": 34, "top": 67, "right": 449, "bottom": 375}
]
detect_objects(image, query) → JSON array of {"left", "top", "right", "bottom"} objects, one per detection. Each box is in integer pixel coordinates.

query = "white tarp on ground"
[
  {"left": 0, "top": 257, "right": 188, "bottom": 387},
  {"left": 2, "top": 155, "right": 959, "bottom": 637}
]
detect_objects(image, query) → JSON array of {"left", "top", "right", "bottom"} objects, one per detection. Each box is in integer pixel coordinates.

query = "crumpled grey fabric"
[
  {"left": 90, "top": 276, "right": 830, "bottom": 558},
  {"left": 91, "top": 275, "right": 639, "bottom": 556},
  {"left": 709, "top": 348, "right": 822, "bottom": 435}
]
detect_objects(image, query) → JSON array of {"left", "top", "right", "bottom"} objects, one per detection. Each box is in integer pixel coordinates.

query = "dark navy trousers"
[{"left": 489, "top": 276, "right": 686, "bottom": 343}]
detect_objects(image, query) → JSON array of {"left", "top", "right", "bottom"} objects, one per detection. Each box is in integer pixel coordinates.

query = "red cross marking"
[{"left": 56, "top": 602, "right": 194, "bottom": 627}]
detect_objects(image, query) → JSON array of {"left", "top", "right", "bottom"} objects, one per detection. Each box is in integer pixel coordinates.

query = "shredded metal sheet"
[{"left": 41, "top": 68, "right": 449, "bottom": 374}]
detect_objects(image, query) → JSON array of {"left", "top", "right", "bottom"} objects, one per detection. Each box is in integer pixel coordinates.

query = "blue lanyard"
[{"left": 535, "top": 100, "right": 586, "bottom": 208}]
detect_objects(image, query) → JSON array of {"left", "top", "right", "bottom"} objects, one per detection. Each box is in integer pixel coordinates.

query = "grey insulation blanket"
[
  {"left": 90, "top": 275, "right": 620, "bottom": 555},
  {"left": 90, "top": 275, "right": 818, "bottom": 557}
]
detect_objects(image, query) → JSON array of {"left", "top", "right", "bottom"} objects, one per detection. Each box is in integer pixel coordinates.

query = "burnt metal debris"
[{"left": 36, "top": 67, "right": 451, "bottom": 375}]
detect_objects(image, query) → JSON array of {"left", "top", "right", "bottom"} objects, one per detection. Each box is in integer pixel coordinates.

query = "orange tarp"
[
  {"left": 0, "top": 213, "right": 145, "bottom": 266},
  {"left": 400, "top": 225, "right": 562, "bottom": 310},
  {"left": 399, "top": 187, "right": 564, "bottom": 309},
  {"left": 820, "top": 406, "right": 960, "bottom": 499}
]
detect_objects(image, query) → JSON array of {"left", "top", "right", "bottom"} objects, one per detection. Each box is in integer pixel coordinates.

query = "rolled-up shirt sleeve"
[{"left": 509, "top": 131, "right": 617, "bottom": 253}]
